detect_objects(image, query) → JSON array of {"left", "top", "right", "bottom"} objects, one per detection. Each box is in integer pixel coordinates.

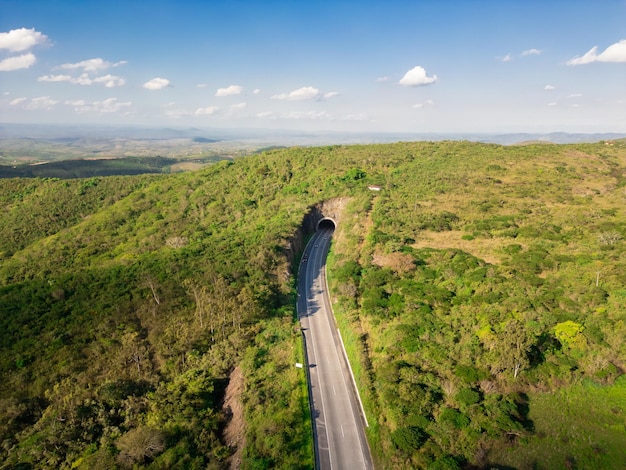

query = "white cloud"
[
  {"left": 165, "top": 110, "right": 186, "bottom": 118},
  {"left": 544, "top": 85, "right": 556, "bottom": 90},
  {"left": 376, "top": 76, "right": 390, "bottom": 83},
  {"left": 143, "top": 77, "right": 170, "bottom": 90},
  {"left": 59, "top": 58, "right": 126, "bottom": 72},
  {"left": 412, "top": 99, "right": 434, "bottom": 109},
  {"left": 0, "top": 28, "right": 48, "bottom": 52},
  {"left": 195, "top": 106, "right": 219, "bottom": 115},
  {"left": 271, "top": 86, "right": 338, "bottom": 101},
  {"left": 567, "top": 39, "right": 626, "bottom": 65},
  {"left": 253, "top": 88, "right": 260, "bottom": 94},
  {"left": 568, "top": 93, "right": 583, "bottom": 98},
  {"left": 256, "top": 111, "right": 273, "bottom": 118},
  {"left": 547, "top": 102, "right": 557, "bottom": 107},
  {"left": 93, "top": 74, "right": 126, "bottom": 88},
  {"left": 197, "top": 83, "right": 208, "bottom": 88},
  {"left": 398, "top": 66, "right": 437, "bottom": 86},
  {"left": 0, "top": 52, "right": 36, "bottom": 71},
  {"left": 67, "top": 97, "right": 132, "bottom": 114},
  {"left": 215, "top": 85, "right": 243, "bottom": 97},
  {"left": 38, "top": 73, "right": 125, "bottom": 87},
  {"left": 272, "top": 86, "right": 318, "bottom": 100},
  {"left": 230, "top": 102, "right": 247, "bottom": 110},
  {"left": 342, "top": 113, "right": 367, "bottom": 121},
  {"left": 281, "top": 110, "right": 333, "bottom": 120},
  {"left": 9, "top": 97, "right": 27, "bottom": 105},
  {"left": 501, "top": 53, "right": 512, "bottom": 62},
  {"left": 522, "top": 48, "right": 542, "bottom": 56},
  {"left": 38, "top": 74, "right": 72, "bottom": 82},
  {"left": 25, "top": 96, "right": 58, "bottom": 110},
  {"left": 65, "top": 99, "right": 86, "bottom": 106}
]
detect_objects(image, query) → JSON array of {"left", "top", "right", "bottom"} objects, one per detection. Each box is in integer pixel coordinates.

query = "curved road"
[{"left": 297, "top": 227, "right": 373, "bottom": 470}]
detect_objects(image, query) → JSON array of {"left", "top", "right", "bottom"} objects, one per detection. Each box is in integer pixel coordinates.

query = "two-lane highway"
[{"left": 297, "top": 227, "right": 373, "bottom": 470}]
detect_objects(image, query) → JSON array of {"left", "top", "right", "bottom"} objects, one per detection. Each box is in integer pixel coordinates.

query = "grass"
[
  {"left": 488, "top": 376, "right": 626, "bottom": 469},
  {"left": 294, "top": 324, "right": 315, "bottom": 468}
]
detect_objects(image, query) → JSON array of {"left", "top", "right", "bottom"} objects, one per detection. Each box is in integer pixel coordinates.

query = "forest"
[{"left": 0, "top": 139, "right": 625, "bottom": 469}]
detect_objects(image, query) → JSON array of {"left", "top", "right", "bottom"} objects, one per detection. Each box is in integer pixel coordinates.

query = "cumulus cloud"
[
  {"left": 9, "top": 97, "right": 27, "bottom": 105},
  {"left": 501, "top": 53, "right": 512, "bottom": 62},
  {"left": 0, "top": 28, "right": 48, "bottom": 52},
  {"left": 398, "top": 66, "right": 437, "bottom": 86},
  {"left": 271, "top": 86, "right": 339, "bottom": 101},
  {"left": 522, "top": 48, "right": 542, "bottom": 56},
  {"left": 38, "top": 73, "right": 125, "bottom": 87},
  {"left": 544, "top": 85, "right": 556, "bottom": 90},
  {"left": 143, "top": 77, "right": 170, "bottom": 90},
  {"left": 24, "top": 96, "right": 58, "bottom": 110},
  {"left": 66, "top": 97, "right": 132, "bottom": 114},
  {"left": 215, "top": 85, "right": 243, "bottom": 97},
  {"left": 256, "top": 111, "right": 273, "bottom": 118},
  {"left": 253, "top": 88, "right": 260, "bottom": 94},
  {"left": 92, "top": 74, "right": 126, "bottom": 88},
  {"left": 195, "top": 106, "right": 219, "bottom": 115},
  {"left": 0, "top": 52, "right": 36, "bottom": 71},
  {"left": 567, "top": 39, "right": 626, "bottom": 65},
  {"left": 59, "top": 58, "right": 126, "bottom": 72}
]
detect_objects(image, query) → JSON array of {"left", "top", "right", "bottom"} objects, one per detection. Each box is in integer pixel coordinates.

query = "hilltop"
[{"left": 0, "top": 139, "right": 625, "bottom": 469}]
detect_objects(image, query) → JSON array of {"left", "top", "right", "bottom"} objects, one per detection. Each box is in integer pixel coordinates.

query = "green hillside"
[{"left": 1, "top": 140, "right": 625, "bottom": 469}]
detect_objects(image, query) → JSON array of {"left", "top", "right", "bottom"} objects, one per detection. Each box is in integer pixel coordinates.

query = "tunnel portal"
[{"left": 317, "top": 218, "right": 336, "bottom": 230}]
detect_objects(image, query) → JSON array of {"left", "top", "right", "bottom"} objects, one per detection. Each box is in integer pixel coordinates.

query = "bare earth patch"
[{"left": 223, "top": 365, "right": 245, "bottom": 469}]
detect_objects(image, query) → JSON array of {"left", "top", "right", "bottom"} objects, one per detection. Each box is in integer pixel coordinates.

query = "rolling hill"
[{"left": 0, "top": 139, "right": 625, "bottom": 469}]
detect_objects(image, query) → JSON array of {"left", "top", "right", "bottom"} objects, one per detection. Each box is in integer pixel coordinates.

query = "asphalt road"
[{"left": 297, "top": 227, "right": 373, "bottom": 470}]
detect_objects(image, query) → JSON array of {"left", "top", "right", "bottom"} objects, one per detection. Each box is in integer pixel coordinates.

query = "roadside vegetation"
[{"left": 0, "top": 139, "right": 625, "bottom": 468}]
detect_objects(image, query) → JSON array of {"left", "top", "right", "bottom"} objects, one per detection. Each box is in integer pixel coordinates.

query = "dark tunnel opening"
[{"left": 317, "top": 218, "right": 336, "bottom": 230}]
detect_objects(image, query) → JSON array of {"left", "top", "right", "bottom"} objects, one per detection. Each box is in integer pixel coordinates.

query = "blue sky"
[{"left": 1, "top": 0, "right": 625, "bottom": 133}]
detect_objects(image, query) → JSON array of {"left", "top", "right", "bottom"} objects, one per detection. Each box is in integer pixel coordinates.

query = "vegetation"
[
  {"left": 0, "top": 139, "right": 625, "bottom": 468},
  {"left": 326, "top": 140, "right": 626, "bottom": 468},
  {"left": 0, "top": 156, "right": 229, "bottom": 178}
]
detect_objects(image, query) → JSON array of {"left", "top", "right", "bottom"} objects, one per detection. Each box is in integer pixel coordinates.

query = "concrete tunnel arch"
[{"left": 317, "top": 217, "right": 336, "bottom": 230}]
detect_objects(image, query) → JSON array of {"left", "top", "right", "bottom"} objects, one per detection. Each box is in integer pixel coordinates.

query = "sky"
[{"left": 0, "top": 0, "right": 625, "bottom": 134}]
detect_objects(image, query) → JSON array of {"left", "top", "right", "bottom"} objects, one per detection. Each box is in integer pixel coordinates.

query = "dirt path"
[{"left": 223, "top": 365, "right": 245, "bottom": 469}]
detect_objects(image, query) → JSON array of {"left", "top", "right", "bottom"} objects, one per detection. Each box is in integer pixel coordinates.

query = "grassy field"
[{"left": 489, "top": 376, "right": 626, "bottom": 469}]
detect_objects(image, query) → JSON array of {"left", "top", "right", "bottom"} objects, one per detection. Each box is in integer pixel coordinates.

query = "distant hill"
[
  {"left": 2, "top": 122, "right": 625, "bottom": 146},
  {"left": 0, "top": 156, "right": 177, "bottom": 178}
]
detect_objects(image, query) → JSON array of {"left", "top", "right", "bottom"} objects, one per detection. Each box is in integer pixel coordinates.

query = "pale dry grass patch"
[
  {"left": 170, "top": 161, "right": 207, "bottom": 172},
  {"left": 412, "top": 230, "right": 504, "bottom": 264}
]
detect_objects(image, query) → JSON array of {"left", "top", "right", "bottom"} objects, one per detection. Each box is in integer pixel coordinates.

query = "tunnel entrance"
[{"left": 317, "top": 218, "right": 336, "bottom": 230}]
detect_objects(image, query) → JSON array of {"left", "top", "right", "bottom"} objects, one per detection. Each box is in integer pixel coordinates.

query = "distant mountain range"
[{"left": 1, "top": 123, "right": 624, "bottom": 146}]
